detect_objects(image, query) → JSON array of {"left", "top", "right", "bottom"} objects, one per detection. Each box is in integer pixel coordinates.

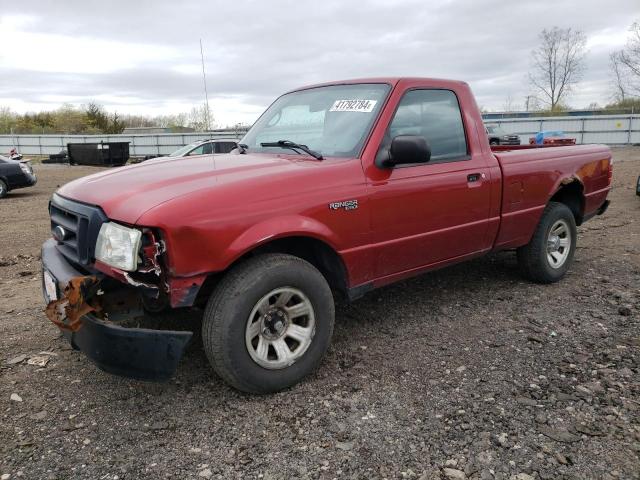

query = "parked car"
[
  {"left": 0, "top": 155, "right": 37, "bottom": 198},
  {"left": 41, "top": 77, "right": 612, "bottom": 393},
  {"left": 529, "top": 130, "right": 577, "bottom": 145},
  {"left": 485, "top": 124, "right": 521, "bottom": 145},
  {"left": 146, "top": 139, "right": 239, "bottom": 161}
]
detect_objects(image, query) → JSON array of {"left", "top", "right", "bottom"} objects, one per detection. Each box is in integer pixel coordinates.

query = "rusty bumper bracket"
[
  {"left": 45, "top": 276, "right": 102, "bottom": 332},
  {"left": 42, "top": 240, "right": 192, "bottom": 381}
]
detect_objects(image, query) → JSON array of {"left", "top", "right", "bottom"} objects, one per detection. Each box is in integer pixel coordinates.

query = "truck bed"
[{"left": 492, "top": 144, "right": 611, "bottom": 249}]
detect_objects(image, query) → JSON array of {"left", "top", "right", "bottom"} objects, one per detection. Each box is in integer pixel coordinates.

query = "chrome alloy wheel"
[
  {"left": 546, "top": 219, "right": 571, "bottom": 269},
  {"left": 245, "top": 287, "right": 315, "bottom": 369}
]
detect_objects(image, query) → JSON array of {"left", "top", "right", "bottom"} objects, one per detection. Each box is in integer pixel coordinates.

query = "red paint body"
[{"left": 57, "top": 78, "right": 612, "bottom": 303}]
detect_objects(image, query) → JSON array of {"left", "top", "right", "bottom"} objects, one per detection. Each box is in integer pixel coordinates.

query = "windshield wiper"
[{"left": 260, "top": 140, "right": 323, "bottom": 160}]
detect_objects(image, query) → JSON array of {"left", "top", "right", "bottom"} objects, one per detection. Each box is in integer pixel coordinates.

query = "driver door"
[{"left": 367, "top": 88, "right": 493, "bottom": 278}]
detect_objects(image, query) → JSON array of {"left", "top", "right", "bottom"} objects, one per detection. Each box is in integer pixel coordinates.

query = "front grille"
[
  {"left": 50, "top": 194, "right": 108, "bottom": 266},
  {"left": 50, "top": 203, "right": 82, "bottom": 262}
]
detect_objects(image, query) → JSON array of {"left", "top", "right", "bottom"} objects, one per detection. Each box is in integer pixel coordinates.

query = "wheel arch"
[
  {"left": 0, "top": 175, "right": 9, "bottom": 195},
  {"left": 548, "top": 177, "right": 586, "bottom": 225},
  {"left": 242, "top": 235, "right": 348, "bottom": 292},
  {"left": 194, "top": 229, "right": 350, "bottom": 306}
]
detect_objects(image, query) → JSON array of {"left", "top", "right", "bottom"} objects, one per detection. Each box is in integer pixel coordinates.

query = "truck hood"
[{"left": 57, "top": 153, "right": 315, "bottom": 223}]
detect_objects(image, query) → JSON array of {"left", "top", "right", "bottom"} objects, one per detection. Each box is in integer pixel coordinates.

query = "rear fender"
[
  {"left": 549, "top": 174, "right": 584, "bottom": 200},
  {"left": 548, "top": 175, "right": 586, "bottom": 223}
]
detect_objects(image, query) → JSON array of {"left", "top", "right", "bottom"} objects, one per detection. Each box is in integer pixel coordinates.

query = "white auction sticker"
[{"left": 329, "top": 99, "right": 377, "bottom": 113}]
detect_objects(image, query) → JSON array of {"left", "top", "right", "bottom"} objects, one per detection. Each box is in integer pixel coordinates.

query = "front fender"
[
  {"left": 223, "top": 215, "right": 343, "bottom": 268},
  {"left": 150, "top": 212, "right": 348, "bottom": 279}
]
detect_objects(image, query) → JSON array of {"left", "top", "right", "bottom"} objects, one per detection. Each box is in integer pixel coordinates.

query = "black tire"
[
  {"left": 489, "top": 139, "right": 499, "bottom": 146},
  {"left": 0, "top": 179, "right": 7, "bottom": 199},
  {"left": 517, "top": 202, "right": 577, "bottom": 284},
  {"left": 202, "top": 253, "right": 335, "bottom": 394},
  {"left": 636, "top": 175, "right": 640, "bottom": 196}
]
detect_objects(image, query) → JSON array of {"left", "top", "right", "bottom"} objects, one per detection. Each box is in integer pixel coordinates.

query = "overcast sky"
[{"left": 1, "top": 0, "right": 638, "bottom": 127}]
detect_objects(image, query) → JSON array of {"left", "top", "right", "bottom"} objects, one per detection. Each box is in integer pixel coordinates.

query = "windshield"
[
  {"left": 241, "top": 83, "right": 391, "bottom": 158},
  {"left": 170, "top": 142, "right": 201, "bottom": 157}
]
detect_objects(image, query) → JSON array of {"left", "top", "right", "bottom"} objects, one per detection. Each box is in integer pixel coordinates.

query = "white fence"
[
  {"left": 0, "top": 129, "right": 248, "bottom": 157},
  {"left": 485, "top": 114, "right": 640, "bottom": 145},
  {"left": 1, "top": 114, "right": 638, "bottom": 157}
]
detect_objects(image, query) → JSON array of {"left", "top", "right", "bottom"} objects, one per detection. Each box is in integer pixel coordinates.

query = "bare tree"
[
  {"left": 609, "top": 52, "right": 627, "bottom": 102},
  {"left": 617, "top": 21, "right": 640, "bottom": 96},
  {"left": 610, "top": 51, "right": 628, "bottom": 102},
  {"left": 529, "top": 27, "right": 587, "bottom": 111},
  {"left": 524, "top": 95, "right": 542, "bottom": 112},
  {"left": 188, "top": 105, "right": 216, "bottom": 131},
  {"left": 502, "top": 93, "right": 520, "bottom": 112}
]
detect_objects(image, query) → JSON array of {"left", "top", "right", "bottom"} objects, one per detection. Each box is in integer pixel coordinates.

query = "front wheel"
[
  {"left": 0, "top": 179, "right": 7, "bottom": 199},
  {"left": 517, "top": 202, "right": 577, "bottom": 283},
  {"left": 202, "top": 254, "right": 335, "bottom": 393}
]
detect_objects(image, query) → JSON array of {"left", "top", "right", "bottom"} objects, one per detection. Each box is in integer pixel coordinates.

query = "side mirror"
[{"left": 378, "top": 135, "right": 431, "bottom": 168}]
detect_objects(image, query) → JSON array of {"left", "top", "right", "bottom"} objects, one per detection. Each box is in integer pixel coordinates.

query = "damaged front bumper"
[{"left": 41, "top": 239, "right": 192, "bottom": 381}]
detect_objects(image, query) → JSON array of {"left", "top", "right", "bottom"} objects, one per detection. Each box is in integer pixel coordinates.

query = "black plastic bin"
[
  {"left": 67, "top": 142, "right": 130, "bottom": 167},
  {"left": 43, "top": 149, "right": 69, "bottom": 164}
]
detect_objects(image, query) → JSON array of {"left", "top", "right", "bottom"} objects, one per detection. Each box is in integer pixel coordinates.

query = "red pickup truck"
[{"left": 41, "top": 78, "right": 612, "bottom": 393}]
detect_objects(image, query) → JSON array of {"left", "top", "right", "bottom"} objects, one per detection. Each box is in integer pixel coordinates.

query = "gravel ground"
[{"left": 1, "top": 149, "right": 639, "bottom": 480}]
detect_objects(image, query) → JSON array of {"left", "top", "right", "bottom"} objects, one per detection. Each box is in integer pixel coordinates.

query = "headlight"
[{"left": 95, "top": 222, "right": 142, "bottom": 271}]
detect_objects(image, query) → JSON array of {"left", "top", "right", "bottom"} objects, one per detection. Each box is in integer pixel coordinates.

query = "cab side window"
[
  {"left": 188, "top": 143, "right": 213, "bottom": 155},
  {"left": 187, "top": 144, "right": 204, "bottom": 155},
  {"left": 202, "top": 143, "right": 213, "bottom": 155},
  {"left": 387, "top": 89, "right": 468, "bottom": 163}
]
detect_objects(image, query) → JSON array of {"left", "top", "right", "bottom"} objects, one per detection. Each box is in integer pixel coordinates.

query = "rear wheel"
[
  {"left": 202, "top": 253, "right": 334, "bottom": 393},
  {"left": 0, "top": 179, "right": 7, "bottom": 199},
  {"left": 517, "top": 202, "right": 577, "bottom": 283}
]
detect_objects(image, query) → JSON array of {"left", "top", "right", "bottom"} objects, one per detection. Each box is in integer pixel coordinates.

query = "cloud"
[
  {"left": 0, "top": 25, "right": 179, "bottom": 74},
  {"left": 1, "top": 0, "right": 639, "bottom": 125}
]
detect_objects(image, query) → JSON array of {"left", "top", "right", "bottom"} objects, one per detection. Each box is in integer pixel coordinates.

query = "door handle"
[{"left": 467, "top": 173, "right": 482, "bottom": 182}]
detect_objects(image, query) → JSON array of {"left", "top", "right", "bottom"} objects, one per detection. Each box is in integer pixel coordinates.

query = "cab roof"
[{"left": 289, "top": 77, "right": 469, "bottom": 93}]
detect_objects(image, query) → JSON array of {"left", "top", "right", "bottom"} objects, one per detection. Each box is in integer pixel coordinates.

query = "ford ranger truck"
[{"left": 41, "top": 78, "right": 612, "bottom": 393}]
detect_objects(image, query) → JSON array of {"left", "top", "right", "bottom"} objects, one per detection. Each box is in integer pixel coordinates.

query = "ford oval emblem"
[{"left": 53, "top": 225, "right": 68, "bottom": 242}]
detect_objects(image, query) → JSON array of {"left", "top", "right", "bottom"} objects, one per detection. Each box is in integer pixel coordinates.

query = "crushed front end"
[{"left": 41, "top": 194, "right": 202, "bottom": 381}]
